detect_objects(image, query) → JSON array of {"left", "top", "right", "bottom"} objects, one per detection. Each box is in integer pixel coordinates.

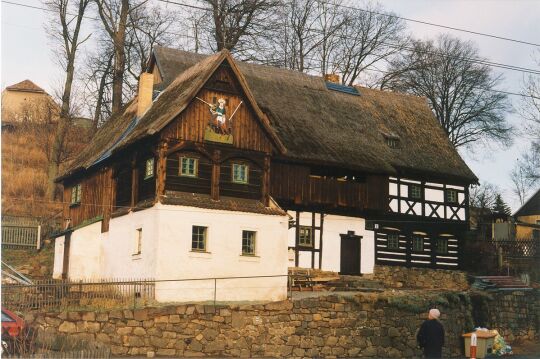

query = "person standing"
[{"left": 417, "top": 308, "right": 445, "bottom": 358}]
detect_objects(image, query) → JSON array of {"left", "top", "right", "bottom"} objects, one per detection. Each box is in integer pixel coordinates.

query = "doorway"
[{"left": 340, "top": 231, "right": 362, "bottom": 275}]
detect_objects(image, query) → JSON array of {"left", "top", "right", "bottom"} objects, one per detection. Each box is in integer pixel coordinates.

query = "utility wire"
[
  {"left": 315, "top": 0, "right": 540, "bottom": 47},
  {"left": 4, "top": 0, "right": 538, "bottom": 99},
  {"left": 5, "top": 0, "right": 540, "bottom": 76}
]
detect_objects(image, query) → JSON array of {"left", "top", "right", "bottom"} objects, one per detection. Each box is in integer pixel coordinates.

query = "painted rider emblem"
[{"left": 197, "top": 96, "right": 243, "bottom": 144}]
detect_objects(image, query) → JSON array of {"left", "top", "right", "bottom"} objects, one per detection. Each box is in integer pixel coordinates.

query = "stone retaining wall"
[
  {"left": 373, "top": 265, "right": 469, "bottom": 290},
  {"left": 24, "top": 290, "right": 538, "bottom": 358}
]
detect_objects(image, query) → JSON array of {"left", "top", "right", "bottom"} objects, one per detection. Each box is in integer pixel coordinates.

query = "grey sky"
[{"left": 1, "top": 0, "right": 539, "bottom": 210}]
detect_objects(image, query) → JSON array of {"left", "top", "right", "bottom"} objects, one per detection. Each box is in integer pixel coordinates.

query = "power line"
[
  {"left": 4, "top": 0, "right": 538, "bottom": 99},
  {"left": 315, "top": 0, "right": 540, "bottom": 47},
  {"left": 5, "top": 0, "right": 540, "bottom": 76},
  {"left": 156, "top": 0, "right": 540, "bottom": 76}
]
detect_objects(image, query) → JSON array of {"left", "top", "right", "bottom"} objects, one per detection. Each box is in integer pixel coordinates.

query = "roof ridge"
[{"left": 6, "top": 79, "right": 45, "bottom": 93}]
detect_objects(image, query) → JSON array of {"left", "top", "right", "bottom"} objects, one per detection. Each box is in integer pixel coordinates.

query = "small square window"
[
  {"left": 180, "top": 157, "right": 198, "bottom": 177},
  {"left": 242, "top": 230, "right": 256, "bottom": 255},
  {"left": 299, "top": 226, "right": 313, "bottom": 247},
  {"left": 435, "top": 238, "right": 448, "bottom": 254},
  {"left": 232, "top": 163, "right": 249, "bottom": 184},
  {"left": 134, "top": 228, "right": 142, "bottom": 255},
  {"left": 410, "top": 184, "right": 422, "bottom": 199},
  {"left": 144, "top": 158, "right": 154, "bottom": 179},
  {"left": 71, "top": 184, "right": 82, "bottom": 204},
  {"left": 412, "top": 235, "right": 424, "bottom": 252},
  {"left": 387, "top": 234, "right": 399, "bottom": 249},
  {"left": 446, "top": 189, "right": 458, "bottom": 203},
  {"left": 192, "top": 226, "right": 207, "bottom": 251}
]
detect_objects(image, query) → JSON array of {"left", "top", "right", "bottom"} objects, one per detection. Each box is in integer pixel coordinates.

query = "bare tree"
[
  {"left": 469, "top": 182, "right": 498, "bottom": 210},
  {"left": 94, "top": 0, "right": 148, "bottom": 115},
  {"left": 198, "top": 0, "right": 279, "bottom": 57},
  {"left": 314, "top": 0, "right": 345, "bottom": 76},
  {"left": 45, "top": 0, "right": 92, "bottom": 199},
  {"left": 382, "top": 34, "right": 512, "bottom": 149},
  {"left": 332, "top": 4, "right": 406, "bottom": 86}
]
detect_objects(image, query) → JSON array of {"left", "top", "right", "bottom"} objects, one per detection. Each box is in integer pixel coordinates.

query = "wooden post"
[
  {"left": 62, "top": 232, "right": 71, "bottom": 280},
  {"left": 319, "top": 213, "right": 324, "bottom": 269},
  {"left": 102, "top": 168, "right": 114, "bottom": 233},
  {"left": 311, "top": 212, "right": 315, "bottom": 269},
  {"left": 295, "top": 211, "right": 300, "bottom": 267},
  {"left": 262, "top": 155, "right": 270, "bottom": 206},
  {"left": 156, "top": 141, "right": 168, "bottom": 201},
  {"left": 130, "top": 154, "right": 139, "bottom": 209},
  {"left": 211, "top": 150, "right": 221, "bottom": 201}
]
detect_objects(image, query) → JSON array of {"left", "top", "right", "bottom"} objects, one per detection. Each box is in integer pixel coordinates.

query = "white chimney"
[{"left": 137, "top": 72, "right": 154, "bottom": 117}]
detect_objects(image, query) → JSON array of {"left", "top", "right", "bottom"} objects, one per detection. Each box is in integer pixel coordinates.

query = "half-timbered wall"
[
  {"left": 63, "top": 168, "right": 112, "bottom": 229},
  {"left": 388, "top": 177, "right": 468, "bottom": 221},
  {"left": 375, "top": 227, "right": 460, "bottom": 269}
]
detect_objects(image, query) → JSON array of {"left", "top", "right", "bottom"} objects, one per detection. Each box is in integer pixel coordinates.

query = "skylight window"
[{"left": 325, "top": 82, "right": 360, "bottom": 96}]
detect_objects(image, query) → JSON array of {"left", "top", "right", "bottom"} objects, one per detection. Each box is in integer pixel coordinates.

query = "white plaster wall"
[
  {"left": 288, "top": 211, "right": 375, "bottom": 274},
  {"left": 102, "top": 208, "right": 159, "bottom": 279},
  {"left": 67, "top": 221, "right": 103, "bottom": 280},
  {"left": 154, "top": 203, "right": 288, "bottom": 302},
  {"left": 52, "top": 236, "right": 65, "bottom": 279}
]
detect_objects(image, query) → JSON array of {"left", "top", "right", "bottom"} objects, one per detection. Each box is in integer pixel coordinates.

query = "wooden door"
[{"left": 340, "top": 231, "right": 362, "bottom": 275}]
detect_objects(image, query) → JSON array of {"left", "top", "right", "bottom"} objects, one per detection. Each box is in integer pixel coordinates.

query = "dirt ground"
[{"left": 511, "top": 339, "right": 540, "bottom": 357}]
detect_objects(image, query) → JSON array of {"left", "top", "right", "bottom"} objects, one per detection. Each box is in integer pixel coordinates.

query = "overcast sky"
[{"left": 1, "top": 0, "right": 539, "bottom": 210}]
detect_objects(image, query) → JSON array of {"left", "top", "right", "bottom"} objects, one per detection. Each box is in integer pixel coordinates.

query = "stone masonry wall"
[
  {"left": 26, "top": 291, "right": 476, "bottom": 358},
  {"left": 373, "top": 265, "right": 469, "bottom": 290},
  {"left": 24, "top": 290, "right": 539, "bottom": 358},
  {"left": 473, "top": 290, "right": 540, "bottom": 342}
]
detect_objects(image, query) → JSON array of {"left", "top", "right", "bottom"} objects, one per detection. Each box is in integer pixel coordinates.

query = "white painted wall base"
[
  {"left": 52, "top": 203, "right": 288, "bottom": 302},
  {"left": 287, "top": 211, "right": 375, "bottom": 274}
]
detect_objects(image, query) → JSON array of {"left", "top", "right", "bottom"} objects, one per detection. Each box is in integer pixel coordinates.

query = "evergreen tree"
[{"left": 492, "top": 194, "right": 512, "bottom": 216}]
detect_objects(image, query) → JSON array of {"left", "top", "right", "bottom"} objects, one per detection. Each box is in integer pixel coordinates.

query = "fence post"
[{"left": 36, "top": 225, "right": 41, "bottom": 250}]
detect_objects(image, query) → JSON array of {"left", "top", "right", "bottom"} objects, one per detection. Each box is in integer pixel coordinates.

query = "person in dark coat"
[{"left": 417, "top": 308, "right": 445, "bottom": 358}]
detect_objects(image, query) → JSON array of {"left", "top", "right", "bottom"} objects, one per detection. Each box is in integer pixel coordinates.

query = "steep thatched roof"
[
  {"left": 151, "top": 46, "right": 476, "bottom": 183},
  {"left": 60, "top": 46, "right": 477, "bottom": 183}
]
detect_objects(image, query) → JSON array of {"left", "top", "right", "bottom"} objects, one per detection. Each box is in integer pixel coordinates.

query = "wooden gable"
[{"left": 160, "top": 63, "right": 275, "bottom": 154}]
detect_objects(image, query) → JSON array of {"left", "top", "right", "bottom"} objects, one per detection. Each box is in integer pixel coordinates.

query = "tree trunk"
[{"left": 111, "top": 0, "right": 129, "bottom": 115}]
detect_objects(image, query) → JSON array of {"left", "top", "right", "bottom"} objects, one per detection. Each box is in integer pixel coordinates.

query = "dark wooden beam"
[
  {"left": 319, "top": 213, "right": 324, "bottom": 269},
  {"left": 211, "top": 149, "right": 221, "bottom": 201},
  {"left": 295, "top": 211, "right": 300, "bottom": 266}
]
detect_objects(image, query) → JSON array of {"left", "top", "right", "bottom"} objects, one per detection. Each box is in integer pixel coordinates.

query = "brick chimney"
[
  {"left": 137, "top": 72, "right": 154, "bottom": 117},
  {"left": 324, "top": 73, "right": 340, "bottom": 84}
]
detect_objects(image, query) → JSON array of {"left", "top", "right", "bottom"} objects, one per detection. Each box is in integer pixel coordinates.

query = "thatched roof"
[
  {"left": 5, "top": 79, "right": 45, "bottom": 93},
  {"left": 60, "top": 46, "right": 477, "bottom": 184}
]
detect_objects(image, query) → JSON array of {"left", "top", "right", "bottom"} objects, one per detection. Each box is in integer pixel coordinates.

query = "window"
[
  {"left": 180, "top": 157, "right": 198, "bottom": 177},
  {"left": 242, "top": 230, "right": 256, "bottom": 255},
  {"left": 192, "top": 226, "right": 207, "bottom": 251},
  {"left": 144, "top": 158, "right": 154, "bottom": 179},
  {"left": 435, "top": 238, "right": 448, "bottom": 254},
  {"left": 71, "top": 184, "right": 82, "bottom": 205},
  {"left": 232, "top": 163, "right": 249, "bottom": 184},
  {"left": 446, "top": 189, "right": 458, "bottom": 203},
  {"left": 410, "top": 184, "right": 422, "bottom": 199},
  {"left": 387, "top": 234, "right": 399, "bottom": 249},
  {"left": 412, "top": 235, "right": 424, "bottom": 252},
  {"left": 134, "top": 228, "right": 142, "bottom": 255},
  {"left": 299, "top": 226, "right": 313, "bottom": 247}
]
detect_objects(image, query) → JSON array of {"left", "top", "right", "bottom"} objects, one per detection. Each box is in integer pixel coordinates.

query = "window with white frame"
[
  {"left": 242, "top": 230, "right": 256, "bottom": 255},
  {"left": 298, "top": 226, "right": 313, "bottom": 247},
  {"left": 144, "top": 158, "right": 154, "bottom": 179},
  {"left": 180, "top": 157, "right": 198, "bottom": 177},
  {"left": 71, "top": 183, "right": 82, "bottom": 205},
  {"left": 387, "top": 234, "right": 399, "bottom": 249},
  {"left": 134, "top": 228, "right": 142, "bottom": 255},
  {"left": 232, "top": 163, "right": 249, "bottom": 184},
  {"left": 192, "top": 226, "right": 207, "bottom": 251}
]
